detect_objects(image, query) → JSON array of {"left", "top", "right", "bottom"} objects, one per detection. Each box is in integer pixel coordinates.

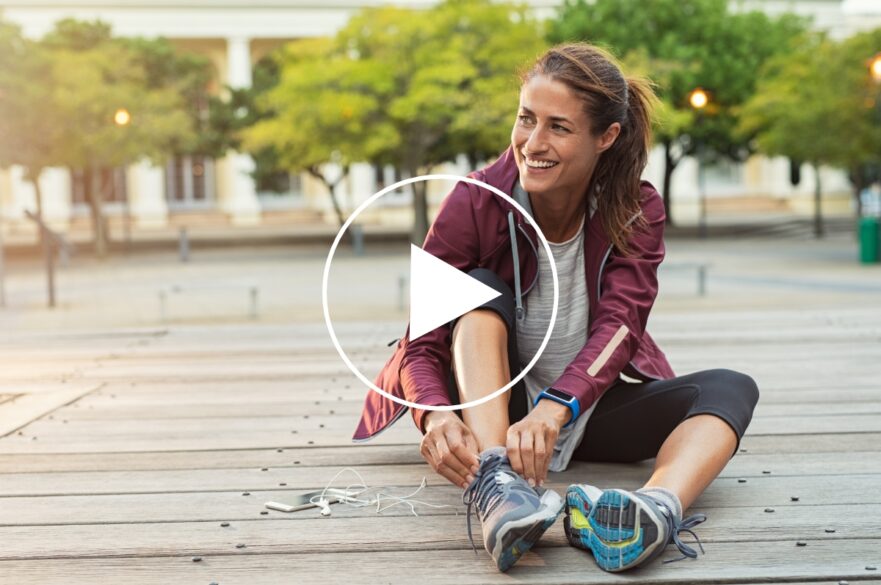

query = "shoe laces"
[
  {"left": 462, "top": 453, "right": 507, "bottom": 554},
  {"left": 657, "top": 504, "right": 708, "bottom": 564}
]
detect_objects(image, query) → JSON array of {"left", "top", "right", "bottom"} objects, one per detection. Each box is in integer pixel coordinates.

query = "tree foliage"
[
  {"left": 739, "top": 28, "right": 881, "bottom": 235},
  {"left": 548, "top": 0, "right": 806, "bottom": 223},
  {"left": 243, "top": 0, "right": 547, "bottom": 242},
  {"left": 0, "top": 18, "right": 207, "bottom": 255}
]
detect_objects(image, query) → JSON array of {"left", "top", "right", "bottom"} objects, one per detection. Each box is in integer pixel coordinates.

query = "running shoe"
[
  {"left": 563, "top": 483, "right": 603, "bottom": 552},
  {"left": 564, "top": 486, "right": 707, "bottom": 572},
  {"left": 463, "top": 448, "right": 564, "bottom": 572}
]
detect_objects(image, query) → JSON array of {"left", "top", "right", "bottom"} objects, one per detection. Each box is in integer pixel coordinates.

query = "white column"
[
  {"left": 219, "top": 36, "right": 261, "bottom": 226},
  {"left": 349, "top": 162, "right": 375, "bottom": 208},
  {"left": 127, "top": 159, "right": 168, "bottom": 229},
  {"left": 40, "top": 168, "right": 72, "bottom": 231}
]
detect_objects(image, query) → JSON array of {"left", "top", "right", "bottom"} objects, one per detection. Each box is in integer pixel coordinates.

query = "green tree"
[
  {"left": 0, "top": 20, "right": 62, "bottom": 241},
  {"left": 549, "top": 0, "right": 806, "bottom": 224},
  {"left": 739, "top": 29, "right": 881, "bottom": 237},
  {"left": 244, "top": 0, "right": 546, "bottom": 243},
  {"left": 41, "top": 19, "right": 196, "bottom": 256},
  {"left": 242, "top": 36, "right": 387, "bottom": 228}
]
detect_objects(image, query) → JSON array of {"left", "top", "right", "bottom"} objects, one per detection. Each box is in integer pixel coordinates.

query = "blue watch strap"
[{"left": 533, "top": 387, "right": 580, "bottom": 428}]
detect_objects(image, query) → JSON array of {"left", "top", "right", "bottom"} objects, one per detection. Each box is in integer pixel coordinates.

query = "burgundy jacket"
[{"left": 352, "top": 146, "right": 675, "bottom": 442}]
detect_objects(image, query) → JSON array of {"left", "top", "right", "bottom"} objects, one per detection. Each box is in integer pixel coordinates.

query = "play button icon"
[
  {"left": 409, "top": 244, "right": 501, "bottom": 341},
  {"left": 323, "top": 173, "right": 558, "bottom": 412}
]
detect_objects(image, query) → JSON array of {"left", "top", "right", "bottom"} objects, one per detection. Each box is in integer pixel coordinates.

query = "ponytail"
[{"left": 521, "top": 44, "right": 659, "bottom": 255}]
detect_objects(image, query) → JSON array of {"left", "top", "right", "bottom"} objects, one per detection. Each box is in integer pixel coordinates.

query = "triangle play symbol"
[{"left": 409, "top": 244, "right": 502, "bottom": 341}]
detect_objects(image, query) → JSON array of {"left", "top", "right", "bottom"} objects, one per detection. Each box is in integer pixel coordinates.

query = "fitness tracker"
[{"left": 534, "top": 387, "right": 580, "bottom": 428}]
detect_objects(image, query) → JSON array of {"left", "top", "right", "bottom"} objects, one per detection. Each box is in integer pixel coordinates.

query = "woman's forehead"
[{"left": 519, "top": 76, "right": 584, "bottom": 121}]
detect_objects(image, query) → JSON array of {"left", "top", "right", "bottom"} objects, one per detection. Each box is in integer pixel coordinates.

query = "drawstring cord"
[{"left": 507, "top": 212, "right": 524, "bottom": 321}]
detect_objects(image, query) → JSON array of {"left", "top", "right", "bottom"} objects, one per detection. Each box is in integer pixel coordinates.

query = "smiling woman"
[
  {"left": 512, "top": 45, "right": 657, "bottom": 250},
  {"left": 355, "top": 42, "right": 759, "bottom": 576}
]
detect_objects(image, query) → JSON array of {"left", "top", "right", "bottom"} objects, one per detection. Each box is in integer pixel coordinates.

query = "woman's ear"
[{"left": 597, "top": 122, "right": 621, "bottom": 153}]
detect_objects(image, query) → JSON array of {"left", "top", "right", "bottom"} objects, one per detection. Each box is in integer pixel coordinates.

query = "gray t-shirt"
[{"left": 514, "top": 184, "right": 597, "bottom": 472}]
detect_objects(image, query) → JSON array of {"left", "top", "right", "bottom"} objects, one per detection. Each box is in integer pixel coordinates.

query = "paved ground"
[{"left": 0, "top": 228, "right": 878, "bottom": 331}]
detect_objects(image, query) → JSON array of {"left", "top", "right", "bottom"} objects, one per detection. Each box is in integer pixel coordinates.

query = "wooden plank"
[
  {"left": 2, "top": 451, "right": 881, "bottom": 497},
  {"left": 15, "top": 409, "right": 881, "bottom": 443},
  {"left": 0, "top": 445, "right": 424, "bottom": 473},
  {"left": 0, "top": 473, "right": 878, "bottom": 525},
  {"left": 0, "top": 502, "right": 878, "bottom": 561},
  {"left": 0, "top": 424, "right": 420, "bottom": 453},
  {"left": 0, "top": 383, "right": 102, "bottom": 437},
  {"left": 1, "top": 438, "right": 879, "bottom": 473},
  {"left": 747, "top": 414, "right": 881, "bottom": 435},
  {"left": 0, "top": 540, "right": 878, "bottom": 585},
  {"left": 48, "top": 398, "right": 881, "bottom": 422}
]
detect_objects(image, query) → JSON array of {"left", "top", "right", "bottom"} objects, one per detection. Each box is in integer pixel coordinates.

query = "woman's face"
[{"left": 511, "top": 75, "right": 619, "bottom": 200}]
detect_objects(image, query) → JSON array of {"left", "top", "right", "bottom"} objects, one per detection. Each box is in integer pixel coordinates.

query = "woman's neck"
[{"left": 529, "top": 190, "right": 588, "bottom": 243}]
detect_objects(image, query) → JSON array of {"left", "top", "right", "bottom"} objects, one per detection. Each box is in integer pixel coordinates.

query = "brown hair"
[{"left": 520, "top": 43, "right": 657, "bottom": 254}]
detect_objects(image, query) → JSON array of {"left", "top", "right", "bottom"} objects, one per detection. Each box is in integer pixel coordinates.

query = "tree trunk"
[
  {"left": 410, "top": 168, "right": 429, "bottom": 245},
  {"left": 88, "top": 166, "right": 108, "bottom": 258},
  {"left": 813, "top": 163, "right": 824, "bottom": 239},
  {"left": 307, "top": 166, "right": 347, "bottom": 229},
  {"left": 25, "top": 168, "right": 45, "bottom": 249},
  {"left": 850, "top": 166, "right": 865, "bottom": 220},
  {"left": 662, "top": 141, "right": 679, "bottom": 226}
]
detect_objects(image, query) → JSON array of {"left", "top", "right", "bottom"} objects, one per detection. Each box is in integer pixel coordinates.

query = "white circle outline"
[{"left": 322, "top": 173, "right": 558, "bottom": 411}]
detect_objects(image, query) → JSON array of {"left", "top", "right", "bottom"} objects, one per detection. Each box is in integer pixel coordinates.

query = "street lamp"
[
  {"left": 114, "top": 108, "right": 131, "bottom": 127},
  {"left": 869, "top": 53, "right": 881, "bottom": 84},
  {"left": 688, "top": 88, "right": 709, "bottom": 238},
  {"left": 113, "top": 107, "right": 132, "bottom": 248},
  {"left": 689, "top": 87, "right": 709, "bottom": 110}
]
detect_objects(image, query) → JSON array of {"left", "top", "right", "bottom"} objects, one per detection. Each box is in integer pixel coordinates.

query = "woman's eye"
[{"left": 518, "top": 115, "right": 533, "bottom": 124}]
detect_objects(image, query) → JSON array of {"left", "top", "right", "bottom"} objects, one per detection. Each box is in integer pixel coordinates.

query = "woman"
[{"left": 353, "top": 43, "right": 759, "bottom": 573}]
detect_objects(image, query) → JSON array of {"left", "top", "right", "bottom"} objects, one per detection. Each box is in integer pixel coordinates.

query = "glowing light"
[
  {"left": 689, "top": 88, "right": 709, "bottom": 110},
  {"left": 114, "top": 108, "right": 131, "bottom": 126},
  {"left": 870, "top": 54, "right": 881, "bottom": 83}
]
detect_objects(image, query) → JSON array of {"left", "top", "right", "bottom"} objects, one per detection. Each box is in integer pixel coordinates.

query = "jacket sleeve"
[
  {"left": 549, "top": 185, "right": 666, "bottom": 414},
  {"left": 399, "top": 178, "right": 481, "bottom": 433}
]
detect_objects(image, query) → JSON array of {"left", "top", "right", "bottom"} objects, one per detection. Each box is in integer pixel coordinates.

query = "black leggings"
[{"left": 447, "top": 268, "right": 759, "bottom": 462}]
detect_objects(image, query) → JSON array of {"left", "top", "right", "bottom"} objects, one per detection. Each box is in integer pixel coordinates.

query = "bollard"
[
  {"left": 249, "top": 286, "right": 259, "bottom": 320},
  {"left": 351, "top": 224, "right": 364, "bottom": 257},
  {"left": 179, "top": 227, "right": 190, "bottom": 263},
  {"left": 398, "top": 274, "right": 408, "bottom": 312}
]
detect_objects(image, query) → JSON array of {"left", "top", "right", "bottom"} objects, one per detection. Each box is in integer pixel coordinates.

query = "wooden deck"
[{"left": 1, "top": 309, "right": 880, "bottom": 584}]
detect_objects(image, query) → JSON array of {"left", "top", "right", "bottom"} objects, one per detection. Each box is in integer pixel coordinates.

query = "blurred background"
[{"left": 1, "top": 0, "right": 880, "bottom": 331}]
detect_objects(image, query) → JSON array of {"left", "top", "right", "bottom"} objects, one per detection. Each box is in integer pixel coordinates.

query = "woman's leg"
[
  {"left": 451, "top": 308, "right": 511, "bottom": 451},
  {"left": 641, "top": 413, "right": 736, "bottom": 511},
  {"left": 573, "top": 368, "right": 759, "bottom": 509},
  {"left": 565, "top": 369, "right": 758, "bottom": 571}
]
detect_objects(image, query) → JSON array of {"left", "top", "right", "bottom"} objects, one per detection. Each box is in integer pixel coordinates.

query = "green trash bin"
[{"left": 859, "top": 216, "right": 880, "bottom": 264}]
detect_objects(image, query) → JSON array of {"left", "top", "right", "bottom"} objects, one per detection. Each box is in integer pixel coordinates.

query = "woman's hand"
[
  {"left": 506, "top": 400, "right": 570, "bottom": 487},
  {"left": 420, "top": 411, "right": 480, "bottom": 489}
]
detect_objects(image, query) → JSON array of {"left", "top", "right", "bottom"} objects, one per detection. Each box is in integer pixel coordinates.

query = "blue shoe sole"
[
  {"left": 567, "top": 488, "right": 665, "bottom": 572},
  {"left": 595, "top": 489, "right": 666, "bottom": 571},
  {"left": 564, "top": 485, "right": 598, "bottom": 552}
]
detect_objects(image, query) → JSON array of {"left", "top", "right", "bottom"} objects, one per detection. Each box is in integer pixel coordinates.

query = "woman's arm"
[{"left": 399, "top": 178, "right": 482, "bottom": 433}]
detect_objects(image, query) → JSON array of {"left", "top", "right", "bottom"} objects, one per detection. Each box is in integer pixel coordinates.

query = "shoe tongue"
[
  {"left": 479, "top": 446, "right": 508, "bottom": 461},
  {"left": 495, "top": 471, "right": 516, "bottom": 485}
]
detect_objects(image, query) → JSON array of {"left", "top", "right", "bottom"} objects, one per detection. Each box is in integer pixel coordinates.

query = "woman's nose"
[{"left": 524, "top": 128, "right": 546, "bottom": 153}]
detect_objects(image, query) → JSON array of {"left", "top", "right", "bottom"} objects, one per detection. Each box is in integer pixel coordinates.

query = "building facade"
[{"left": 0, "top": 0, "right": 878, "bottom": 236}]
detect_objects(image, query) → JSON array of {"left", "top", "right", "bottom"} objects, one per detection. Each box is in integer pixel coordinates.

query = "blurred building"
[{"left": 0, "top": 0, "right": 878, "bottom": 238}]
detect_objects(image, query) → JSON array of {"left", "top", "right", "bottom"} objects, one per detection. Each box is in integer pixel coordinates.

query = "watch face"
[{"left": 546, "top": 388, "right": 574, "bottom": 402}]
